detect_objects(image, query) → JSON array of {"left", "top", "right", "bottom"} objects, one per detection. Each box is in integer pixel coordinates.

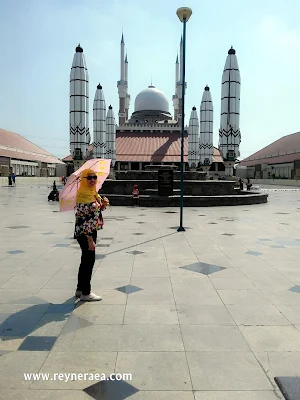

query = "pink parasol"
[{"left": 59, "top": 159, "right": 111, "bottom": 212}]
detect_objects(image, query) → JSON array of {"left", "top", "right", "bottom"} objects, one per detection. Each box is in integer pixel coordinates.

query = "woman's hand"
[
  {"left": 87, "top": 236, "right": 96, "bottom": 251},
  {"left": 102, "top": 196, "right": 109, "bottom": 207}
]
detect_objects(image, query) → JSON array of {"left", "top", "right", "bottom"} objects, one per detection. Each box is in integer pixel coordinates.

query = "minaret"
[
  {"left": 219, "top": 46, "right": 241, "bottom": 175},
  {"left": 69, "top": 44, "right": 89, "bottom": 162},
  {"left": 124, "top": 53, "right": 130, "bottom": 121},
  {"left": 106, "top": 105, "right": 116, "bottom": 167},
  {"left": 93, "top": 84, "right": 106, "bottom": 159},
  {"left": 117, "top": 33, "right": 127, "bottom": 126},
  {"left": 172, "top": 54, "right": 179, "bottom": 120},
  {"left": 199, "top": 85, "right": 214, "bottom": 170},
  {"left": 188, "top": 107, "right": 199, "bottom": 169},
  {"left": 179, "top": 35, "right": 183, "bottom": 83}
]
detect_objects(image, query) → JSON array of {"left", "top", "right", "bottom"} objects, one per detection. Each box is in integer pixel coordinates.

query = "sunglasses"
[{"left": 86, "top": 175, "right": 97, "bottom": 181}]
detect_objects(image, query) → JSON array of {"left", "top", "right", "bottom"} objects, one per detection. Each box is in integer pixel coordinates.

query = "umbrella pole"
[{"left": 73, "top": 160, "right": 85, "bottom": 171}]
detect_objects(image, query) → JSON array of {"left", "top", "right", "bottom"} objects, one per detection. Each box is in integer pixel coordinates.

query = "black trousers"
[{"left": 77, "top": 231, "right": 97, "bottom": 295}]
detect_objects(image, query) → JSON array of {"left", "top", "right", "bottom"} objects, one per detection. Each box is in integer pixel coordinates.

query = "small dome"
[
  {"left": 134, "top": 86, "right": 169, "bottom": 113},
  {"left": 228, "top": 46, "right": 236, "bottom": 55},
  {"left": 97, "top": 83, "right": 102, "bottom": 89},
  {"left": 205, "top": 85, "right": 210, "bottom": 91},
  {"left": 192, "top": 106, "right": 196, "bottom": 110},
  {"left": 76, "top": 44, "right": 83, "bottom": 53}
]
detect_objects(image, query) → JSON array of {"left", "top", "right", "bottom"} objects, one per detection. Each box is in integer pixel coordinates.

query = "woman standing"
[{"left": 74, "top": 169, "right": 109, "bottom": 301}]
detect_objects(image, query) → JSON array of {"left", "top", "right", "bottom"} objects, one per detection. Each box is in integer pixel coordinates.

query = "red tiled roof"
[
  {"left": 62, "top": 132, "right": 223, "bottom": 163},
  {"left": 240, "top": 131, "right": 300, "bottom": 166},
  {"left": 0, "top": 128, "right": 64, "bottom": 164}
]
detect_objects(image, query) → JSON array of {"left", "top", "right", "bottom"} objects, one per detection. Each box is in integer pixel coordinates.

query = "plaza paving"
[{"left": 0, "top": 184, "right": 300, "bottom": 399}]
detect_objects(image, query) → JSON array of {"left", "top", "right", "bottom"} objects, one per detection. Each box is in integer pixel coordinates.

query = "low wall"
[
  {"left": 115, "top": 171, "right": 207, "bottom": 181},
  {"left": 251, "top": 179, "right": 300, "bottom": 187},
  {"left": 99, "top": 180, "right": 236, "bottom": 196}
]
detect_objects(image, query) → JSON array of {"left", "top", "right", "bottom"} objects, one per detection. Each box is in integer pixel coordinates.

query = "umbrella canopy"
[{"left": 59, "top": 159, "right": 111, "bottom": 212}]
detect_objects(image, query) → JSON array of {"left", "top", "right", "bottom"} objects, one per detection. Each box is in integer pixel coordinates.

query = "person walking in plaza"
[
  {"left": 12, "top": 172, "right": 16, "bottom": 186},
  {"left": 74, "top": 169, "right": 109, "bottom": 301},
  {"left": 132, "top": 184, "right": 139, "bottom": 206},
  {"left": 246, "top": 178, "right": 252, "bottom": 191},
  {"left": 239, "top": 177, "right": 243, "bottom": 190},
  {"left": 8, "top": 172, "right": 12, "bottom": 186}
]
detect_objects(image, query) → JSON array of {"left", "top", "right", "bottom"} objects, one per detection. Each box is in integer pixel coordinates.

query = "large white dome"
[{"left": 134, "top": 86, "right": 169, "bottom": 113}]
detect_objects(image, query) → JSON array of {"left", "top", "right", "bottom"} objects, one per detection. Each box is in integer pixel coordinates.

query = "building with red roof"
[
  {"left": 0, "top": 128, "right": 64, "bottom": 177},
  {"left": 63, "top": 130, "right": 224, "bottom": 173},
  {"left": 239, "top": 131, "right": 300, "bottom": 179}
]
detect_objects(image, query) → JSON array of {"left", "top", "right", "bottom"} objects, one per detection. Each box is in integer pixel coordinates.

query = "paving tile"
[
  {"left": 7, "top": 250, "right": 25, "bottom": 255},
  {"left": 73, "top": 304, "right": 125, "bottom": 324},
  {"left": 124, "top": 305, "right": 178, "bottom": 324},
  {"left": 0, "top": 390, "right": 97, "bottom": 399},
  {"left": 255, "top": 351, "right": 300, "bottom": 378},
  {"left": 227, "top": 304, "right": 290, "bottom": 325},
  {"left": 115, "top": 285, "right": 143, "bottom": 294},
  {"left": 289, "top": 285, "right": 300, "bottom": 293},
  {"left": 84, "top": 378, "right": 139, "bottom": 400},
  {"left": 36, "top": 289, "right": 80, "bottom": 304},
  {"left": 132, "top": 265, "right": 170, "bottom": 278},
  {"left": 31, "top": 313, "right": 69, "bottom": 336},
  {"left": 9, "top": 296, "right": 50, "bottom": 305},
  {"left": 119, "top": 325, "right": 183, "bottom": 351},
  {"left": 126, "top": 289, "right": 174, "bottom": 305},
  {"left": 33, "top": 351, "right": 117, "bottom": 389},
  {"left": 6, "top": 226, "right": 30, "bottom": 229},
  {"left": 173, "top": 289, "right": 223, "bottom": 305},
  {"left": 176, "top": 304, "right": 235, "bottom": 325},
  {"left": 116, "top": 352, "right": 192, "bottom": 390},
  {"left": 1, "top": 276, "right": 51, "bottom": 290},
  {"left": 18, "top": 336, "right": 57, "bottom": 351},
  {"left": 0, "top": 337, "right": 25, "bottom": 351},
  {"left": 130, "top": 277, "right": 172, "bottom": 290},
  {"left": 0, "top": 351, "right": 49, "bottom": 388},
  {"left": 181, "top": 325, "right": 250, "bottom": 351},
  {"left": 275, "top": 305, "right": 300, "bottom": 324},
  {"left": 210, "top": 277, "right": 256, "bottom": 290},
  {"left": 170, "top": 277, "right": 214, "bottom": 291},
  {"left": 180, "top": 262, "right": 225, "bottom": 275},
  {"left": 240, "top": 326, "right": 300, "bottom": 351},
  {"left": 263, "top": 289, "right": 300, "bottom": 305},
  {"left": 46, "top": 304, "right": 75, "bottom": 314},
  {"left": 246, "top": 251, "right": 263, "bottom": 256},
  {"left": 0, "top": 312, "right": 44, "bottom": 337},
  {"left": 217, "top": 289, "right": 273, "bottom": 305},
  {"left": 187, "top": 351, "right": 272, "bottom": 390},
  {"left": 194, "top": 391, "right": 283, "bottom": 400}
]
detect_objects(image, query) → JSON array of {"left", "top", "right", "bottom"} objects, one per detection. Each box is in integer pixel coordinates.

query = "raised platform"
[
  {"left": 100, "top": 170, "right": 268, "bottom": 207},
  {"left": 100, "top": 179, "right": 236, "bottom": 196},
  {"left": 115, "top": 170, "right": 207, "bottom": 180},
  {"left": 103, "top": 193, "right": 268, "bottom": 207}
]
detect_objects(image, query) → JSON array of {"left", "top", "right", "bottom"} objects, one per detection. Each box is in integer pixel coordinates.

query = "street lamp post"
[{"left": 176, "top": 7, "right": 192, "bottom": 232}]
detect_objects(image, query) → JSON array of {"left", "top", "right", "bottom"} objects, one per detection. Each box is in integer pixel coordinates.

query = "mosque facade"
[{"left": 68, "top": 35, "right": 241, "bottom": 174}]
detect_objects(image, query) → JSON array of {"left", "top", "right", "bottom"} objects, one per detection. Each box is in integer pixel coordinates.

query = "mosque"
[{"left": 66, "top": 34, "right": 241, "bottom": 176}]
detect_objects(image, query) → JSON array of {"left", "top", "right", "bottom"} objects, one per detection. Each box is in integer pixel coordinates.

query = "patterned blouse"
[{"left": 74, "top": 201, "right": 103, "bottom": 238}]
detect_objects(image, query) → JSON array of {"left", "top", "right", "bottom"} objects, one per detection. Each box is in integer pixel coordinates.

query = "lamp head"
[{"left": 176, "top": 7, "right": 192, "bottom": 22}]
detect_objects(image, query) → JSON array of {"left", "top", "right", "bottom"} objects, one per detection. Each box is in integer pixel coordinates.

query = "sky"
[{"left": 0, "top": 0, "right": 300, "bottom": 160}]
